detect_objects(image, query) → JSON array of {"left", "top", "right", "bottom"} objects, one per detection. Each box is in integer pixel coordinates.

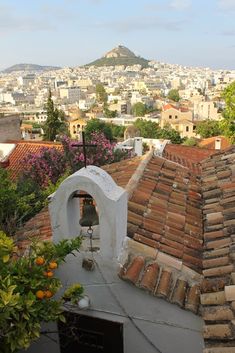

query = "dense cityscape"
[{"left": 1, "top": 45, "right": 234, "bottom": 143}]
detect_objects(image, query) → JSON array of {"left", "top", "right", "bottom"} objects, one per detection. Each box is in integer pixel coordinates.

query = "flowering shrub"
[
  {"left": 22, "top": 147, "right": 67, "bottom": 188},
  {"left": 21, "top": 132, "right": 129, "bottom": 187},
  {"left": 62, "top": 131, "right": 128, "bottom": 172},
  {"left": 0, "top": 231, "right": 83, "bottom": 353}
]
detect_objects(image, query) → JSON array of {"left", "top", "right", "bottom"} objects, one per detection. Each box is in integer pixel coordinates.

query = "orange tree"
[{"left": 0, "top": 231, "right": 83, "bottom": 353}]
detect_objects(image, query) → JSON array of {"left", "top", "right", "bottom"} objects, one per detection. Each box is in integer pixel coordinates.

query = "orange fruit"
[
  {"left": 44, "top": 271, "right": 54, "bottom": 278},
  {"left": 44, "top": 290, "right": 53, "bottom": 298},
  {"left": 36, "top": 290, "right": 45, "bottom": 299},
  {"left": 49, "top": 262, "right": 58, "bottom": 269},
  {"left": 35, "top": 257, "right": 45, "bottom": 266}
]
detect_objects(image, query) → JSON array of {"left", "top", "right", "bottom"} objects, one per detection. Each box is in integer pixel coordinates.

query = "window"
[
  {"left": 193, "top": 125, "right": 196, "bottom": 131},
  {"left": 186, "top": 126, "right": 189, "bottom": 132},
  {"left": 59, "top": 312, "right": 124, "bottom": 353},
  {"left": 175, "top": 115, "right": 178, "bottom": 119},
  {"left": 169, "top": 115, "right": 172, "bottom": 119}
]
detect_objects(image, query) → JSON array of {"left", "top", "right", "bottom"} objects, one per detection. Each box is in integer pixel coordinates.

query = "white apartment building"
[{"left": 194, "top": 101, "right": 221, "bottom": 121}]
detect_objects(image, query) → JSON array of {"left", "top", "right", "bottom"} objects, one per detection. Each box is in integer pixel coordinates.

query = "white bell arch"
[{"left": 49, "top": 166, "right": 128, "bottom": 259}]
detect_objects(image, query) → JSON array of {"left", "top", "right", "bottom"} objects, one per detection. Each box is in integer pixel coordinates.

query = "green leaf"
[
  {"left": 3, "top": 254, "right": 10, "bottom": 263},
  {"left": 59, "top": 314, "right": 66, "bottom": 323}
]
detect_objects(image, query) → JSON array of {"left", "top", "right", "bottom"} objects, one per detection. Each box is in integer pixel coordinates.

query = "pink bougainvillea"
[
  {"left": 61, "top": 132, "right": 118, "bottom": 172},
  {"left": 21, "top": 132, "right": 129, "bottom": 188},
  {"left": 22, "top": 147, "right": 66, "bottom": 188}
]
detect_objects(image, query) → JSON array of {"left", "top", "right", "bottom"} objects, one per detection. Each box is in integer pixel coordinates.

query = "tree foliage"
[
  {"left": 0, "top": 232, "right": 83, "bottom": 353},
  {"left": 183, "top": 137, "right": 198, "bottom": 146},
  {"left": 132, "top": 102, "right": 147, "bottom": 117},
  {"left": 132, "top": 119, "right": 182, "bottom": 143},
  {"left": 0, "top": 169, "right": 20, "bottom": 235},
  {"left": 157, "top": 124, "right": 182, "bottom": 144},
  {"left": 133, "top": 118, "right": 159, "bottom": 138},
  {"left": 195, "top": 119, "right": 221, "bottom": 138},
  {"left": 220, "top": 81, "right": 235, "bottom": 143},
  {"left": 104, "top": 107, "right": 117, "bottom": 119},
  {"left": 111, "top": 124, "right": 125, "bottom": 139},
  {"left": 0, "top": 166, "right": 67, "bottom": 236},
  {"left": 43, "top": 90, "right": 68, "bottom": 141},
  {"left": 168, "top": 89, "right": 180, "bottom": 102},
  {"left": 84, "top": 118, "right": 113, "bottom": 140},
  {"left": 95, "top": 83, "right": 108, "bottom": 104}
]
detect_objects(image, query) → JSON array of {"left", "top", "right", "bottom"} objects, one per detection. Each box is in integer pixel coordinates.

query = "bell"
[{"left": 79, "top": 198, "right": 99, "bottom": 227}]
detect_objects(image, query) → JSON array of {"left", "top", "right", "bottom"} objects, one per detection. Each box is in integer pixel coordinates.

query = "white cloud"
[
  {"left": 169, "top": 0, "right": 191, "bottom": 10},
  {"left": 218, "top": 0, "right": 235, "bottom": 10}
]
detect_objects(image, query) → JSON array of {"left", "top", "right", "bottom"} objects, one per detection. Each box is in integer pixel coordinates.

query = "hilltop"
[
  {"left": 86, "top": 45, "right": 149, "bottom": 68},
  {"left": 2, "top": 64, "right": 61, "bottom": 73}
]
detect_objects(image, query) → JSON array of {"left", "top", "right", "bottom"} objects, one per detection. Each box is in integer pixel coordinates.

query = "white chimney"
[
  {"left": 134, "top": 137, "right": 143, "bottom": 156},
  {"left": 215, "top": 138, "right": 221, "bottom": 150}
]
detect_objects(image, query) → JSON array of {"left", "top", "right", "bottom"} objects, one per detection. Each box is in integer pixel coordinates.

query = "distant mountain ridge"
[
  {"left": 86, "top": 45, "right": 149, "bottom": 68},
  {"left": 2, "top": 63, "right": 61, "bottom": 73}
]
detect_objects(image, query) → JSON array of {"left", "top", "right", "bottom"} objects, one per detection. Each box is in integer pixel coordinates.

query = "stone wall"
[{"left": 0, "top": 115, "right": 21, "bottom": 142}]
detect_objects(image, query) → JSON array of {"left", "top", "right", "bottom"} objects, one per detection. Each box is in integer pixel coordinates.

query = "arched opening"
[
  {"left": 71, "top": 190, "right": 100, "bottom": 252},
  {"left": 49, "top": 166, "right": 127, "bottom": 259}
]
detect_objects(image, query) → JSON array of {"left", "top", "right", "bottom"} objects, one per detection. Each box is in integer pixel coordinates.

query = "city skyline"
[{"left": 0, "top": 0, "right": 235, "bottom": 71}]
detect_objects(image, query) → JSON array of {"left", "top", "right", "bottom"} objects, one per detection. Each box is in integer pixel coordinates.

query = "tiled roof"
[
  {"left": 16, "top": 207, "right": 51, "bottom": 253},
  {"left": 162, "top": 104, "right": 189, "bottom": 112},
  {"left": 102, "top": 155, "right": 143, "bottom": 188},
  {"left": 162, "top": 103, "right": 177, "bottom": 111},
  {"left": 120, "top": 256, "right": 200, "bottom": 313},
  {"left": 5, "top": 140, "right": 63, "bottom": 179},
  {"left": 198, "top": 136, "right": 231, "bottom": 150},
  {"left": 200, "top": 146, "right": 235, "bottom": 352},
  {"left": 119, "top": 238, "right": 201, "bottom": 314},
  {"left": 127, "top": 155, "right": 203, "bottom": 273},
  {"left": 163, "top": 144, "right": 216, "bottom": 173}
]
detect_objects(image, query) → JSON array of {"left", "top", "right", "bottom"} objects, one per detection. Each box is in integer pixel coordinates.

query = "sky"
[{"left": 0, "top": 0, "right": 234, "bottom": 70}]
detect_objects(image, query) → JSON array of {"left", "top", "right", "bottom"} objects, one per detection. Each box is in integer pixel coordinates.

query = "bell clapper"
[{"left": 87, "top": 226, "right": 94, "bottom": 252}]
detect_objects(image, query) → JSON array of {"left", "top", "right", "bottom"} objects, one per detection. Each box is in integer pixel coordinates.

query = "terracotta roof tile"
[
  {"left": 127, "top": 155, "right": 204, "bottom": 272},
  {"left": 200, "top": 146, "right": 235, "bottom": 350},
  {"left": 122, "top": 256, "right": 145, "bottom": 284},
  {"left": 119, "top": 251, "right": 201, "bottom": 314},
  {"left": 163, "top": 144, "right": 216, "bottom": 173}
]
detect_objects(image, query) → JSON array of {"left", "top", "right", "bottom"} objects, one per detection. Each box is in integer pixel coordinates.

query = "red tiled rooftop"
[
  {"left": 127, "top": 155, "right": 203, "bottom": 272},
  {"left": 198, "top": 136, "right": 231, "bottom": 150},
  {"left": 163, "top": 144, "right": 216, "bottom": 173},
  {"left": 5, "top": 140, "right": 63, "bottom": 179},
  {"left": 162, "top": 103, "right": 176, "bottom": 111},
  {"left": 120, "top": 254, "right": 200, "bottom": 314},
  {"left": 162, "top": 104, "right": 189, "bottom": 112}
]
